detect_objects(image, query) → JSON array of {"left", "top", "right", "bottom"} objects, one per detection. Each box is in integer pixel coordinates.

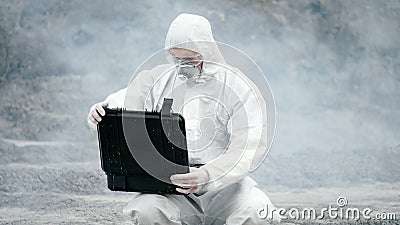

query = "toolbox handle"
[{"left": 161, "top": 98, "right": 173, "bottom": 116}]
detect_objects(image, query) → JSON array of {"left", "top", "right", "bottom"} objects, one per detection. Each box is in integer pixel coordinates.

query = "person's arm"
[
  {"left": 87, "top": 88, "right": 127, "bottom": 132},
  {"left": 170, "top": 75, "right": 268, "bottom": 195},
  {"left": 200, "top": 78, "right": 268, "bottom": 192},
  {"left": 86, "top": 64, "right": 168, "bottom": 130}
]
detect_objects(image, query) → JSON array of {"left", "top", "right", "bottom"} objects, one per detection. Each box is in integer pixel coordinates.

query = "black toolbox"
[{"left": 97, "top": 98, "right": 189, "bottom": 194}]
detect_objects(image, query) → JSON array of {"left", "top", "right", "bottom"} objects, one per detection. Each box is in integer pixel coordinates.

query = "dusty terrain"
[{"left": 1, "top": 0, "right": 399, "bottom": 224}]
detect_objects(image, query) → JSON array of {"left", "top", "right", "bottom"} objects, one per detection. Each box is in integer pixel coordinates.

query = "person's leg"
[
  {"left": 224, "top": 185, "right": 281, "bottom": 224},
  {"left": 167, "top": 194, "right": 205, "bottom": 225},
  {"left": 203, "top": 177, "right": 281, "bottom": 225},
  {"left": 122, "top": 193, "right": 182, "bottom": 225},
  {"left": 122, "top": 193, "right": 204, "bottom": 225}
]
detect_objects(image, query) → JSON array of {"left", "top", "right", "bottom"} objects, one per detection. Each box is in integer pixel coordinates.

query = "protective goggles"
[{"left": 165, "top": 51, "right": 203, "bottom": 64}]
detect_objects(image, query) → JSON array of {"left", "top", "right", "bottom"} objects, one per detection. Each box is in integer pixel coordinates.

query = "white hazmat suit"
[{"left": 88, "top": 13, "right": 281, "bottom": 224}]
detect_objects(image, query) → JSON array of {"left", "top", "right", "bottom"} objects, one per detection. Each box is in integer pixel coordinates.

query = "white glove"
[
  {"left": 170, "top": 167, "right": 210, "bottom": 194},
  {"left": 87, "top": 101, "right": 109, "bottom": 125}
]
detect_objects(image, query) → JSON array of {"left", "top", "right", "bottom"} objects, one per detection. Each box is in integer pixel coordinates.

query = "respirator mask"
[
  {"left": 176, "top": 62, "right": 202, "bottom": 79},
  {"left": 166, "top": 51, "right": 203, "bottom": 79}
]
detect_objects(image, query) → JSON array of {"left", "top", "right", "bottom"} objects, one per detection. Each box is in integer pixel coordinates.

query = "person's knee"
[
  {"left": 227, "top": 203, "right": 281, "bottom": 225},
  {"left": 248, "top": 189, "right": 282, "bottom": 224},
  {"left": 123, "top": 194, "right": 181, "bottom": 224},
  {"left": 226, "top": 187, "right": 282, "bottom": 224}
]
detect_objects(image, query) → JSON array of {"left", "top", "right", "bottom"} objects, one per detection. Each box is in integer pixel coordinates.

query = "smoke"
[{"left": 0, "top": 0, "right": 399, "bottom": 189}]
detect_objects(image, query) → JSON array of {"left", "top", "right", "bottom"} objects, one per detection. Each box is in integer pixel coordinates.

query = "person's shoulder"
[
  {"left": 222, "top": 66, "right": 255, "bottom": 94},
  {"left": 134, "top": 64, "right": 173, "bottom": 80}
]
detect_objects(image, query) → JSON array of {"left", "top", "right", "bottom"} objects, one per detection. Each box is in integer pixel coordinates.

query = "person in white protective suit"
[{"left": 88, "top": 13, "right": 281, "bottom": 225}]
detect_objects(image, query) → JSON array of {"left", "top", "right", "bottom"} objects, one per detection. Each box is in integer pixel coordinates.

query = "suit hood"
[{"left": 165, "top": 13, "right": 226, "bottom": 76}]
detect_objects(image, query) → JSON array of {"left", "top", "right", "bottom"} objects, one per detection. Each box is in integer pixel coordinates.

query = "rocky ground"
[{"left": 1, "top": 0, "right": 399, "bottom": 224}]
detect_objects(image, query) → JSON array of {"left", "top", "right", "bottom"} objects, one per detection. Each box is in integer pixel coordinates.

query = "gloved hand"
[
  {"left": 170, "top": 167, "right": 210, "bottom": 194},
  {"left": 87, "top": 101, "right": 109, "bottom": 125}
]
